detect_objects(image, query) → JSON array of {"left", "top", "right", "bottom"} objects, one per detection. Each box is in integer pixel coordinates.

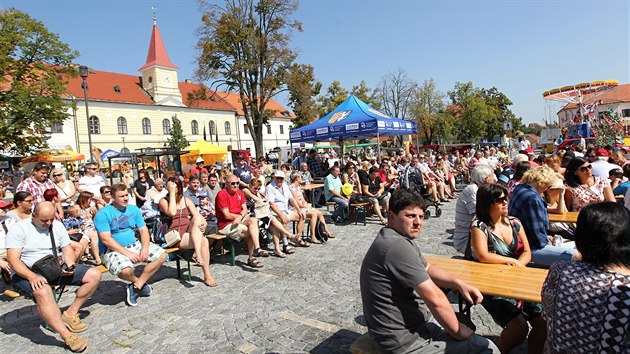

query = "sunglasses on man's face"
[{"left": 230, "top": 182, "right": 240, "bottom": 186}]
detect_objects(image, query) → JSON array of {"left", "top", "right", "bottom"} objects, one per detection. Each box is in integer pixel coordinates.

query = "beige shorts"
[{"left": 219, "top": 223, "right": 247, "bottom": 242}]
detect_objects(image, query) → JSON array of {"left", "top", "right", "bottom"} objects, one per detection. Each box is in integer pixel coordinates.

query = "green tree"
[
  {"left": 195, "top": 0, "right": 302, "bottom": 158},
  {"left": 350, "top": 80, "right": 379, "bottom": 108},
  {"left": 285, "top": 63, "right": 321, "bottom": 127},
  {"left": 317, "top": 80, "right": 348, "bottom": 116},
  {"left": 0, "top": 8, "right": 78, "bottom": 153},
  {"left": 409, "top": 79, "right": 445, "bottom": 144},
  {"left": 167, "top": 115, "right": 189, "bottom": 151}
]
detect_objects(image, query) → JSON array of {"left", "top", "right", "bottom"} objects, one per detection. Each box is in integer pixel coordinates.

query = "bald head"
[{"left": 33, "top": 202, "right": 55, "bottom": 229}]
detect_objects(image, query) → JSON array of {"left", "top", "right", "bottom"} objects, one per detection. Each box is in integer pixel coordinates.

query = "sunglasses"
[
  {"left": 53, "top": 174, "right": 63, "bottom": 177},
  {"left": 103, "top": 191, "right": 112, "bottom": 194},
  {"left": 494, "top": 196, "right": 508, "bottom": 204},
  {"left": 579, "top": 165, "right": 593, "bottom": 172},
  {"left": 87, "top": 167, "right": 97, "bottom": 170},
  {"left": 229, "top": 182, "right": 240, "bottom": 186}
]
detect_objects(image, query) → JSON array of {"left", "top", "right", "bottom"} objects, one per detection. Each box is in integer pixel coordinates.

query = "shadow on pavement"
[{"left": 309, "top": 328, "right": 363, "bottom": 354}]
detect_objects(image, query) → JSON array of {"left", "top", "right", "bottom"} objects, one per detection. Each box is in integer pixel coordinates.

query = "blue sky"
[{"left": 1, "top": 0, "right": 628, "bottom": 124}]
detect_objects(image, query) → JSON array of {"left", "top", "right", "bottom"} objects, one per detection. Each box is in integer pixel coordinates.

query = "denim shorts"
[{"left": 13, "top": 263, "right": 91, "bottom": 299}]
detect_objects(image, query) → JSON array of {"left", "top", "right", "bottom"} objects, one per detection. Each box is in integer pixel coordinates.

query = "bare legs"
[{"left": 179, "top": 215, "right": 217, "bottom": 287}]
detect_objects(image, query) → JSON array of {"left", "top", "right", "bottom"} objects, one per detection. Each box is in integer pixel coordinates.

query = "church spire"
[{"left": 138, "top": 12, "right": 178, "bottom": 71}]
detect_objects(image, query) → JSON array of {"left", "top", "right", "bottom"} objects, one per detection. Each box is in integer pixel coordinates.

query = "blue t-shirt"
[
  {"left": 233, "top": 164, "right": 253, "bottom": 185},
  {"left": 613, "top": 181, "right": 630, "bottom": 197},
  {"left": 94, "top": 204, "right": 145, "bottom": 252}
]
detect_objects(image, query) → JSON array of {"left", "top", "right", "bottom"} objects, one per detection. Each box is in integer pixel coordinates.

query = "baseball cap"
[
  {"left": 33, "top": 162, "right": 51, "bottom": 171},
  {"left": 273, "top": 171, "right": 285, "bottom": 178},
  {"left": 0, "top": 200, "right": 11, "bottom": 209},
  {"left": 196, "top": 157, "right": 205, "bottom": 163},
  {"left": 198, "top": 192, "right": 209, "bottom": 199},
  {"left": 596, "top": 149, "right": 609, "bottom": 157}
]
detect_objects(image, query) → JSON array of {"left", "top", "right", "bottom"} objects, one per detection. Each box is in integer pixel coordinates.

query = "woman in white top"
[
  {"left": 51, "top": 168, "right": 76, "bottom": 209},
  {"left": 288, "top": 171, "right": 335, "bottom": 243},
  {"left": 6, "top": 191, "right": 33, "bottom": 223}
]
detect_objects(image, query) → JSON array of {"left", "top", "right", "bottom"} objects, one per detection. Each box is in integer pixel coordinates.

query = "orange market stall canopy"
[
  {"left": 181, "top": 139, "right": 227, "bottom": 166},
  {"left": 21, "top": 149, "right": 85, "bottom": 163}
]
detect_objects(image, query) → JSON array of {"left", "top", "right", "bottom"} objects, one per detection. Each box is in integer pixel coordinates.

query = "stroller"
[{"left": 400, "top": 165, "right": 442, "bottom": 218}]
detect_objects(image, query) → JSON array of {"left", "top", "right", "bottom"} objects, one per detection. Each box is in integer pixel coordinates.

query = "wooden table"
[
  {"left": 547, "top": 211, "right": 578, "bottom": 223},
  {"left": 425, "top": 255, "right": 548, "bottom": 304},
  {"left": 301, "top": 183, "right": 324, "bottom": 206}
]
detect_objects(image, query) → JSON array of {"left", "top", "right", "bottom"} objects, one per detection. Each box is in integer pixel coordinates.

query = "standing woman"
[
  {"left": 564, "top": 157, "right": 615, "bottom": 212},
  {"left": 132, "top": 169, "right": 154, "bottom": 208},
  {"left": 469, "top": 184, "right": 544, "bottom": 354},
  {"left": 6, "top": 191, "right": 33, "bottom": 223},
  {"left": 542, "top": 202, "right": 630, "bottom": 353},
  {"left": 51, "top": 168, "right": 76, "bottom": 211},
  {"left": 159, "top": 177, "right": 218, "bottom": 287}
]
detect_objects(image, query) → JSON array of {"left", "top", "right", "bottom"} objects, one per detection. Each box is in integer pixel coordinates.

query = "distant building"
[{"left": 49, "top": 19, "right": 293, "bottom": 157}]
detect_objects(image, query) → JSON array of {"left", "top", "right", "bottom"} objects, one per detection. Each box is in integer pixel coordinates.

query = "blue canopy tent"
[{"left": 289, "top": 95, "right": 417, "bottom": 156}]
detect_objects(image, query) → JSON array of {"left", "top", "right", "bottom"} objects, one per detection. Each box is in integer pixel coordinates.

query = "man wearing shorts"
[
  {"left": 215, "top": 175, "right": 264, "bottom": 268},
  {"left": 94, "top": 183, "right": 166, "bottom": 306},
  {"left": 266, "top": 170, "right": 307, "bottom": 246},
  {"left": 360, "top": 189, "right": 499, "bottom": 354},
  {"left": 7, "top": 202, "right": 102, "bottom": 352}
]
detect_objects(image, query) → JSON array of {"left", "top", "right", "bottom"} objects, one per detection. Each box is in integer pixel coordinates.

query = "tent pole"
[
  {"left": 377, "top": 132, "right": 381, "bottom": 158},
  {"left": 415, "top": 133, "right": 419, "bottom": 155},
  {"left": 289, "top": 139, "right": 293, "bottom": 170}
]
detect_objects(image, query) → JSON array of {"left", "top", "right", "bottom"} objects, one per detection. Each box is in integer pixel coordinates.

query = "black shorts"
[{"left": 12, "top": 264, "right": 91, "bottom": 300}]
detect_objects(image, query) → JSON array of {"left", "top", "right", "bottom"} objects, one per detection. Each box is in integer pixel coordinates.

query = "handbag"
[
  {"left": 163, "top": 206, "right": 183, "bottom": 247},
  {"left": 30, "top": 225, "right": 63, "bottom": 283}
]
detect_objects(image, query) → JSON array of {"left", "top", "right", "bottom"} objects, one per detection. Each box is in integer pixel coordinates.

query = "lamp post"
[{"left": 79, "top": 65, "right": 94, "bottom": 162}]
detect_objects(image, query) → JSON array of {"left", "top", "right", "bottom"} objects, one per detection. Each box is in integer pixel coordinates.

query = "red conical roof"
[{"left": 139, "top": 22, "right": 178, "bottom": 71}]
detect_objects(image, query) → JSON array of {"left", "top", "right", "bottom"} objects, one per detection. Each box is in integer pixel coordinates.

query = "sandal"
[
  {"left": 253, "top": 248, "right": 269, "bottom": 257},
  {"left": 274, "top": 251, "right": 287, "bottom": 258},
  {"left": 309, "top": 239, "right": 322, "bottom": 244},
  {"left": 325, "top": 231, "right": 336, "bottom": 239},
  {"left": 283, "top": 245, "right": 296, "bottom": 254},
  {"left": 247, "top": 258, "right": 263, "bottom": 268}
]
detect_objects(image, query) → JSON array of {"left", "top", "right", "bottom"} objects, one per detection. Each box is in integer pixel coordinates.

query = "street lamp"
[{"left": 79, "top": 65, "right": 94, "bottom": 162}]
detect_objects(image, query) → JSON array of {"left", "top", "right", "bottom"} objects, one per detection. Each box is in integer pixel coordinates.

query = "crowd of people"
[{"left": 0, "top": 141, "right": 628, "bottom": 353}]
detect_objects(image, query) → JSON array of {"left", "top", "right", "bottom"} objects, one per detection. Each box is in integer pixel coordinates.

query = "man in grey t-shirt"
[
  {"left": 6, "top": 202, "right": 102, "bottom": 352},
  {"left": 360, "top": 189, "right": 499, "bottom": 354}
]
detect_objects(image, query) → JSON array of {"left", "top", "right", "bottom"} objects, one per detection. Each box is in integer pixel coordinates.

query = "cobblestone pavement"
[{"left": 0, "top": 197, "right": 529, "bottom": 353}]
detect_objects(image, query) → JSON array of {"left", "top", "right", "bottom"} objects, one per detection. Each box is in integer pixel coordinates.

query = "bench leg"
[
  {"left": 175, "top": 257, "right": 182, "bottom": 279},
  {"left": 230, "top": 240, "right": 236, "bottom": 266}
]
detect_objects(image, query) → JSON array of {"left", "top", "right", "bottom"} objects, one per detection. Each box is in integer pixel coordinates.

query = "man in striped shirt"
[{"left": 17, "top": 162, "right": 55, "bottom": 206}]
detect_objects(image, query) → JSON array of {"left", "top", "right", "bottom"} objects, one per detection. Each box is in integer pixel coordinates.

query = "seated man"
[
  {"left": 183, "top": 174, "right": 201, "bottom": 207},
  {"left": 508, "top": 167, "right": 575, "bottom": 268},
  {"left": 324, "top": 166, "right": 349, "bottom": 223},
  {"left": 215, "top": 175, "right": 265, "bottom": 268},
  {"left": 266, "top": 171, "right": 308, "bottom": 247},
  {"left": 7, "top": 202, "right": 102, "bottom": 352},
  {"left": 360, "top": 189, "right": 499, "bottom": 354},
  {"left": 94, "top": 183, "right": 167, "bottom": 307}
]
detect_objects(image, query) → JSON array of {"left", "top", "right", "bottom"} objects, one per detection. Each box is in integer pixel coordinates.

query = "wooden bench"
[
  {"left": 326, "top": 201, "right": 336, "bottom": 212},
  {"left": 350, "top": 202, "right": 370, "bottom": 226},
  {"left": 548, "top": 211, "right": 578, "bottom": 223},
  {"left": 206, "top": 233, "right": 235, "bottom": 266},
  {"left": 425, "top": 255, "right": 549, "bottom": 316}
]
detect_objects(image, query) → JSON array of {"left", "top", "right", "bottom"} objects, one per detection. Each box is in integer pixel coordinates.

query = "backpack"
[
  {"left": 314, "top": 219, "right": 328, "bottom": 243},
  {"left": 401, "top": 166, "right": 425, "bottom": 195},
  {"left": 150, "top": 217, "right": 168, "bottom": 246}
]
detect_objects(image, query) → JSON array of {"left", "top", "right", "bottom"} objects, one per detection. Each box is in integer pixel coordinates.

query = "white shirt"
[
  {"left": 265, "top": 181, "right": 293, "bottom": 216},
  {"left": 78, "top": 175, "right": 106, "bottom": 197},
  {"left": 591, "top": 159, "right": 618, "bottom": 178}
]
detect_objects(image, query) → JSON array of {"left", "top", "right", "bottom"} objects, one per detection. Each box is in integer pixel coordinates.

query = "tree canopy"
[
  {"left": 167, "top": 115, "right": 189, "bottom": 151},
  {"left": 0, "top": 8, "right": 78, "bottom": 154},
  {"left": 195, "top": 0, "right": 302, "bottom": 157}
]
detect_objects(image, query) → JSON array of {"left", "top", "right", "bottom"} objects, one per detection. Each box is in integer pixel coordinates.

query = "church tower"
[{"left": 139, "top": 16, "right": 184, "bottom": 106}]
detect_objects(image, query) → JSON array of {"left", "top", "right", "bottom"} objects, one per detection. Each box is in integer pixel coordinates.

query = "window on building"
[
  {"left": 88, "top": 116, "right": 100, "bottom": 134},
  {"left": 162, "top": 119, "right": 171, "bottom": 134},
  {"left": 622, "top": 109, "right": 630, "bottom": 117},
  {"left": 142, "top": 118, "right": 151, "bottom": 135},
  {"left": 244, "top": 124, "right": 249, "bottom": 134},
  {"left": 266, "top": 124, "right": 271, "bottom": 134},
  {"left": 279, "top": 125, "right": 284, "bottom": 134},
  {"left": 209, "top": 121, "right": 216, "bottom": 136},
  {"left": 191, "top": 120, "right": 199, "bottom": 135},
  {"left": 117, "top": 117, "right": 128, "bottom": 134},
  {"left": 224, "top": 121, "right": 231, "bottom": 135},
  {"left": 50, "top": 122, "right": 63, "bottom": 133}
]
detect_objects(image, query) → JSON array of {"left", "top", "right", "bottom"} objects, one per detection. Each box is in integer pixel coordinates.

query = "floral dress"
[{"left": 567, "top": 176, "right": 609, "bottom": 212}]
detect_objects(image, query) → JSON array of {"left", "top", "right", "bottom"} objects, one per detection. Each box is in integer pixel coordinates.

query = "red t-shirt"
[{"left": 215, "top": 189, "right": 245, "bottom": 229}]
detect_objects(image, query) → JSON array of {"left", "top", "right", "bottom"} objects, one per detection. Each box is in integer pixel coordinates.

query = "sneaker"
[
  {"left": 125, "top": 283, "right": 140, "bottom": 306},
  {"left": 139, "top": 283, "right": 153, "bottom": 297},
  {"left": 64, "top": 333, "right": 88, "bottom": 352},
  {"left": 61, "top": 311, "right": 88, "bottom": 333}
]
